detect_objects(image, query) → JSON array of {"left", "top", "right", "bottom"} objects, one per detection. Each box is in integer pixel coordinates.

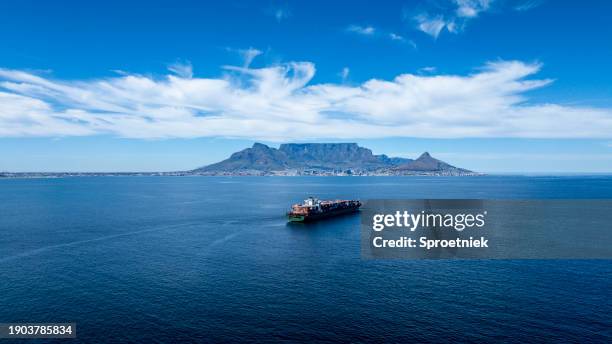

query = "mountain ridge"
[{"left": 193, "top": 143, "right": 476, "bottom": 176}]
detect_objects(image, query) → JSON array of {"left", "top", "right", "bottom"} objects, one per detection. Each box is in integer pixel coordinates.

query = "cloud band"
[{"left": 0, "top": 60, "right": 611, "bottom": 140}]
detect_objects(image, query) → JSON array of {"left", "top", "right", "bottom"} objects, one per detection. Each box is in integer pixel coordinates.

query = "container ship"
[{"left": 287, "top": 197, "right": 362, "bottom": 222}]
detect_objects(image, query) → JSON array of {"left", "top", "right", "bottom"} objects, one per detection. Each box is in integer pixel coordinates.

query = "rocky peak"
[{"left": 395, "top": 151, "right": 457, "bottom": 172}]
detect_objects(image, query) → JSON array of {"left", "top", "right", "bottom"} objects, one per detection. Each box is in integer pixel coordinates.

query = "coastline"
[{"left": 0, "top": 171, "right": 484, "bottom": 179}]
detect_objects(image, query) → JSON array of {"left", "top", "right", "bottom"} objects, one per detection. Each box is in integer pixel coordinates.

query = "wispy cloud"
[
  {"left": 514, "top": 0, "right": 545, "bottom": 11},
  {"left": 226, "top": 47, "right": 263, "bottom": 68},
  {"left": 389, "top": 33, "right": 418, "bottom": 48},
  {"left": 238, "top": 47, "right": 263, "bottom": 68},
  {"left": 1, "top": 60, "right": 611, "bottom": 140},
  {"left": 347, "top": 25, "right": 416, "bottom": 47},
  {"left": 418, "top": 66, "right": 437, "bottom": 74},
  {"left": 389, "top": 33, "right": 405, "bottom": 41},
  {"left": 455, "top": 0, "right": 492, "bottom": 18},
  {"left": 167, "top": 61, "right": 193, "bottom": 79},
  {"left": 346, "top": 25, "right": 376, "bottom": 36},
  {"left": 266, "top": 4, "right": 291, "bottom": 22},
  {"left": 409, "top": 0, "right": 538, "bottom": 38},
  {"left": 339, "top": 67, "right": 350, "bottom": 82},
  {"left": 413, "top": 14, "right": 451, "bottom": 39}
]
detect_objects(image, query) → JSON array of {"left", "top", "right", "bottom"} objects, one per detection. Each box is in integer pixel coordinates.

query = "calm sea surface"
[{"left": 0, "top": 176, "right": 611, "bottom": 343}]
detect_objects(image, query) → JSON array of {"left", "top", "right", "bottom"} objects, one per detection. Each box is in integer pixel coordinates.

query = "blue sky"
[{"left": 0, "top": 0, "right": 611, "bottom": 172}]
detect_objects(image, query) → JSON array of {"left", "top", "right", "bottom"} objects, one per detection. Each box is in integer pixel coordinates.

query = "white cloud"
[
  {"left": 167, "top": 61, "right": 193, "bottom": 79},
  {"left": 410, "top": 1, "right": 542, "bottom": 38},
  {"left": 266, "top": 5, "right": 291, "bottom": 22},
  {"left": 275, "top": 9, "right": 289, "bottom": 22},
  {"left": 455, "top": 0, "right": 492, "bottom": 18},
  {"left": 388, "top": 33, "right": 417, "bottom": 48},
  {"left": 418, "top": 66, "right": 437, "bottom": 74},
  {"left": 226, "top": 47, "right": 264, "bottom": 68},
  {"left": 339, "top": 67, "right": 350, "bottom": 82},
  {"left": 1, "top": 60, "right": 612, "bottom": 140},
  {"left": 389, "top": 33, "right": 405, "bottom": 41},
  {"left": 238, "top": 47, "right": 263, "bottom": 68},
  {"left": 348, "top": 26, "right": 416, "bottom": 47},
  {"left": 514, "top": 0, "right": 544, "bottom": 11},
  {"left": 410, "top": 0, "right": 539, "bottom": 38},
  {"left": 346, "top": 25, "right": 376, "bottom": 36},
  {"left": 413, "top": 14, "right": 451, "bottom": 39}
]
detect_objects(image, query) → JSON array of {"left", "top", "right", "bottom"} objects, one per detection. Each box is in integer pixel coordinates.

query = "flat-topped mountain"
[
  {"left": 279, "top": 143, "right": 411, "bottom": 170},
  {"left": 193, "top": 143, "right": 476, "bottom": 176},
  {"left": 196, "top": 143, "right": 410, "bottom": 173}
]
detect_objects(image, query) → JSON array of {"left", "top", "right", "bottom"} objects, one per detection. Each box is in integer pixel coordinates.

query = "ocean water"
[{"left": 0, "top": 176, "right": 611, "bottom": 343}]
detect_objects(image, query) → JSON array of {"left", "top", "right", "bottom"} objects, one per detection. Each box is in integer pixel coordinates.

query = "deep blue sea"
[{"left": 0, "top": 176, "right": 611, "bottom": 343}]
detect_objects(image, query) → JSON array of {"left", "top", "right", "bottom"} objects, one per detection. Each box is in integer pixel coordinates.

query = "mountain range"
[{"left": 192, "top": 143, "right": 476, "bottom": 176}]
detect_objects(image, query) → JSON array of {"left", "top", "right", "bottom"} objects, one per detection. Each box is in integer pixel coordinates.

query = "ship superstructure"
[{"left": 287, "top": 197, "right": 361, "bottom": 222}]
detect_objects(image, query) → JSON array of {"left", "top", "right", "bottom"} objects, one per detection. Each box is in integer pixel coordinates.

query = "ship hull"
[{"left": 287, "top": 206, "right": 360, "bottom": 222}]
